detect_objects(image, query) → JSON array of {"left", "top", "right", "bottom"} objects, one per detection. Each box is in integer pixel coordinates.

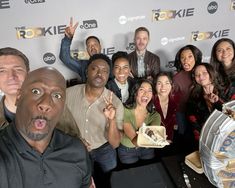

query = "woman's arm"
[{"left": 123, "top": 122, "right": 138, "bottom": 146}]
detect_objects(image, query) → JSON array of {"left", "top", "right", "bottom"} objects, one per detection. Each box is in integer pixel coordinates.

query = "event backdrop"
[{"left": 0, "top": 0, "right": 234, "bottom": 80}]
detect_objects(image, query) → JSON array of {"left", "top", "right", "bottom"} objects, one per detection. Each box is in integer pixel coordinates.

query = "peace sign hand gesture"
[
  {"left": 65, "top": 17, "right": 78, "bottom": 39},
  {"left": 103, "top": 92, "right": 116, "bottom": 121}
]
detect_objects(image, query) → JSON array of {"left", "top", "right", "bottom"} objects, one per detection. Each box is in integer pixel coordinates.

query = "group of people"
[{"left": 0, "top": 17, "right": 234, "bottom": 188}]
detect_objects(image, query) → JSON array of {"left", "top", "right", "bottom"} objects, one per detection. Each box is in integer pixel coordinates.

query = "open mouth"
[
  {"left": 141, "top": 97, "right": 149, "bottom": 103},
  {"left": 33, "top": 119, "right": 47, "bottom": 130}
]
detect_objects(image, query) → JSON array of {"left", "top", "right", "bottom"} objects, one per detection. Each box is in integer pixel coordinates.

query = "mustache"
[
  {"left": 33, "top": 115, "right": 49, "bottom": 121},
  {"left": 94, "top": 75, "right": 103, "bottom": 79}
]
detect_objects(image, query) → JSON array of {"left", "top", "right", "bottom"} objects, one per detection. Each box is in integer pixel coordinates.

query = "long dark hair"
[
  {"left": 174, "top": 45, "right": 202, "bottom": 72},
  {"left": 210, "top": 38, "right": 235, "bottom": 85},
  {"left": 124, "top": 78, "right": 155, "bottom": 113},
  {"left": 190, "top": 63, "right": 222, "bottom": 99}
]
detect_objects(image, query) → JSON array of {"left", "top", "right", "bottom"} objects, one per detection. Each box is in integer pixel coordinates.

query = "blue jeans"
[
  {"left": 118, "top": 144, "right": 155, "bottom": 164},
  {"left": 90, "top": 142, "right": 117, "bottom": 173}
]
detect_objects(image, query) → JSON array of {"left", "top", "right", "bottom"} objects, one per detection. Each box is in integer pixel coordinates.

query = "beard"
[
  {"left": 24, "top": 116, "right": 52, "bottom": 141},
  {"left": 26, "top": 131, "right": 48, "bottom": 141}
]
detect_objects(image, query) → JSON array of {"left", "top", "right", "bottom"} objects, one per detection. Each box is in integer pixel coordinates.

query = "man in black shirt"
[{"left": 0, "top": 67, "right": 91, "bottom": 188}]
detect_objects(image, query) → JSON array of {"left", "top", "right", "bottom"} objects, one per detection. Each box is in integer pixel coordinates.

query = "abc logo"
[
  {"left": 119, "top": 16, "right": 128, "bottom": 25},
  {"left": 161, "top": 37, "right": 169, "bottom": 46},
  {"left": 207, "top": 1, "right": 218, "bottom": 14},
  {"left": 126, "top": 43, "right": 135, "bottom": 51},
  {"left": 43, "top": 53, "right": 56, "bottom": 64}
]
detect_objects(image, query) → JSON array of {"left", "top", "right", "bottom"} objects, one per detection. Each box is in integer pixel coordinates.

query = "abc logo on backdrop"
[
  {"left": 207, "top": 1, "right": 218, "bottom": 14},
  {"left": 43, "top": 53, "right": 56, "bottom": 64}
]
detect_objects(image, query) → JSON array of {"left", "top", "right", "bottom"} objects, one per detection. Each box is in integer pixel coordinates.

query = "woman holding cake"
[{"left": 117, "top": 79, "right": 161, "bottom": 164}]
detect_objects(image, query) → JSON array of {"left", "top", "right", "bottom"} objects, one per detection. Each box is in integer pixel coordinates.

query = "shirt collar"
[
  {"left": 114, "top": 79, "right": 128, "bottom": 89},
  {"left": 8, "top": 122, "right": 69, "bottom": 155},
  {"left": 136, "top": 50, "right": 146, "bottom": 58}
]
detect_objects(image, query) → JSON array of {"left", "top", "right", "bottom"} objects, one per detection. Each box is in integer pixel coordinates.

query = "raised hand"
[
  {"left": 203, "top": 83, "right": 214, "bottom": 95},
  {"left": 64, "top": 17, "right": 78, "bottom": 39},
  {"left": 103, "top": 92, "right": 116, "bottom": 120},
  {"left": 208, "top": 93, "right": 219, "bottom": 103}
]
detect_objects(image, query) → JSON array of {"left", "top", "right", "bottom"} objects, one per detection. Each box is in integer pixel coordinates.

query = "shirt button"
[
  {"left": 86, "top": 119, "right": 88, "bottom": 122},
  {"left": 85, "top": 130, "right": 88, "bottom": 133}
]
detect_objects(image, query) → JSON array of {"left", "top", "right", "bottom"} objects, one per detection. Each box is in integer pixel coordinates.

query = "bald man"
[{"left": 0, "top": 67, "right": 91, "bottom": 188}]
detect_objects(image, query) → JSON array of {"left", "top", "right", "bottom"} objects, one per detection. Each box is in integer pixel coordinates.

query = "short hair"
[
  {"left": 174, "top": 45, "right": 202, "bottom": 72},
  {"left": 85, "top": 36, "right": 100, "bottom": 45},
  {"left": 88, "top": 53, "right": 111, "bottom": 68},
  {"left": 111, "top": 51, "right": 129, "bottom": 67},
  {"left": 134, "top": 27, "right": 150, "bottom": 38},
  {"left": 0, "top": 47, "right": 30, "bottom": 72}
]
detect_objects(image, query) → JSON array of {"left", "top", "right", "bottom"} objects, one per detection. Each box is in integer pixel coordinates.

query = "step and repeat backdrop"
[{"left": 0, "top": 0, "right": 234, "bottom": 80}]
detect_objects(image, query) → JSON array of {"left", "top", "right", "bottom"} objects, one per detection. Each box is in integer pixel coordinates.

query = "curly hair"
[{"left": 174, "top": 45, "right": 202, "bottom": 72}]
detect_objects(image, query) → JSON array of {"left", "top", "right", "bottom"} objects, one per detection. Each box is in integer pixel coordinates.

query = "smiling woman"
[
  {"left": 117, "top": 79, "right": 161, "bottom": 165},
  {"left": 210, "top": 38, "right": 235, "bottom": 100},
  {"left": 187, "top": 63, "right": 224, "bottom": 148}
]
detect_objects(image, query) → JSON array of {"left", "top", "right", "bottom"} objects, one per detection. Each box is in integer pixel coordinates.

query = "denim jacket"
[{"left": 59, "top": 35, "right": 88, "bottom": 83}]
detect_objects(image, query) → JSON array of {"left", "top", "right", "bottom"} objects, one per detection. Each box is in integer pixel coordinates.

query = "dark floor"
[{"left": 93, "top": 132, "right": 196, "bottom": 188}]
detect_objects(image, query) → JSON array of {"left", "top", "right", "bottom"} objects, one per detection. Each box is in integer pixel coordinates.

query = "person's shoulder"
[
  {"left": 146, "top": 50, "right": 159, "bottom": 58},
  {"left": 128, "top": 51, "right": 136, "bottom": 59},
  {"left": 173, "top": 70, "right": 183, "bottom": 78},
  {"left": 150, "top": 110, "right": 160, "bottom": 117},
  {"left": 54, "top": 129, "right": 86, "bottom": 151},
  {"left": 124, "top": 107, "right": 132, "bottom": 114},
  {"left": 106, "top": 79, "right": 116, "bottom": 88},
  {"left": 173, "top": 70, "right": 190, "bottom": 81},
  {"left": 67, "top": 84, "right": 84, "bottom": 93}
]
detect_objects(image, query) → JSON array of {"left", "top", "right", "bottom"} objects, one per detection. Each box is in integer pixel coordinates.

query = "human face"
[
  {"left": 194, "top": 65, "right": 211, "bottom": 86},
  {"left": 87, "top": 59, "right": 109, "bottom": 88},
  {"left": 216, "top": 41, "right": 234, "bottom": 69},
  {"left": 15, "top": 68, "right": 66, "bottom": 142},
  {"left": 86, "top": 38, "right": 101, "bottom": 56},
  {"left": 180, "top": 49, "right": 196, "bottom": 71},
  {"left": 0, "top": 55, "right": 27, "bottom": 96},
  {"left": 156, "top": 75, "right": 172, "bottom": 97},
  {"left": 113, "top": 58, "right": 130, "bottom": 84},
  {"left": 134, "top": 31, "right": 149, "bottom": 52},
  {"left": 136, "top": 82, "right": 153, "bottom": 107}
]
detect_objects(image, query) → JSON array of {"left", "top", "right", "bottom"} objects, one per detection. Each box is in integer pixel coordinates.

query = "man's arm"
[
  {"left": 103, "top": 92, "right": 123, "bottom": 148},
  {"left": 59, "top": 35, "right": 88, "bottom": 82},
  {"left": 106, "top": 118, "right": 121, "bottom": 148},
  {"left": 59, "top": 17, "right": 88, "bottom": 82}
]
